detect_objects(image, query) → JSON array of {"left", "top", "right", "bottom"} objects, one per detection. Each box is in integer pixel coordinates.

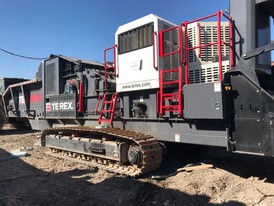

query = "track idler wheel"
[{"left": 128, "top": 146, "right": 143, "bottom": 166}]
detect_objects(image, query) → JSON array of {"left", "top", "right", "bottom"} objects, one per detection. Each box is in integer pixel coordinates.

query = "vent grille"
[
  {"left": 187, "top": 22, "right": 230, "bottom": 83},
  {"left": 45, "top": 62, "right": 56, "bottom": 95},
  {"left": 187, "top": 22, "right": 230, "bottom": 65},
  {"left": 189, "top": 60, "right": 230, "bottom": 84}
]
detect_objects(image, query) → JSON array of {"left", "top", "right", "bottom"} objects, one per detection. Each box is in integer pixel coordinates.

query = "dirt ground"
[{"left": 1, "top": 126, "right": 274, "bottom": 205}]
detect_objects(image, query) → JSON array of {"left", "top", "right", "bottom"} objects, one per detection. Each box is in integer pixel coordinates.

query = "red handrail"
[
  {"left": 103, "top": 45, "right": 117, "bottom": 89},
  {"left": 159, "top": 26, "right": 182, "bottom": 58},
  {"left": 229, "top": 16, "right": 234, "bottom": 68},
  {"left": 217, "top": 10, "right": 223, "bottom": 81},
  {"left": 182, "top": 10, "right": 234, "bottom": 84},
  {"left": 197, "top": 22, "right": 201, "bottom": 58},
  {"left": 78, "top": 81, "right": 84, "bottom": 112},
  {"left": 182, "top": 21, "right": 190, "bottom": 85},
  {"left": 157, "top": 26, "right": 184, "bottom": 117},
  {"left": 104, "top": 45, "right": 117, "bottom": 77},
  {"left": 187, "top": 13, "right": 218, "bottom": 24}
]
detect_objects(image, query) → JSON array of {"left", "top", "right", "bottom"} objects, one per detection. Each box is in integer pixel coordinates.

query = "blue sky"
[
  {"left": 0, "top": 0, "right": 271, "bottom": 79},
  {"left": 0, "top": 0, "right": 230, "bottom": 78}
]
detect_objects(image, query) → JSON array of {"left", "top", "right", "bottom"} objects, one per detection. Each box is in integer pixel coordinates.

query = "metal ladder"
[
  {"left": 159, "top": 67, "right": 183, "bottom": 117},
  {"left": 97, "top": 93, "right": 118, "bottom": 125},
  {"left": 158, "top": 26, "right": 183, "bottom": 117},
  {"left": 96, "top": 45, "right": 118, "bottom": 125}
]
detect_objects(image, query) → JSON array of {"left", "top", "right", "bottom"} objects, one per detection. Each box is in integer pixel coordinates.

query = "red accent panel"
[{"left": 30, "top": 93, "right": 42, "bottom": 103}]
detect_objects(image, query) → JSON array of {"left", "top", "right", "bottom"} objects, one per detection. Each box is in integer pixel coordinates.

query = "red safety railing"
[
  {"left": 159, "top": 67, "right": 183, "bottom": 116},
  {"left": 159, "top": 26, "right": 182, "bottom": 58},
  {"left": 197, "top": 22, "right": 201, "bottom": 58},
  {"left": 181, "top": 10, "right": 234, "bottom": 85},
  {"left": 157, "top": 25, "right": 184, "bottom": 117},
  {"left": 78, "top": 81, "right": 84, "bottom": 112},
  {"left": 104, "top": 45, "right": 117, "bottom": 89},
  {"left": 98, "top": 93, "right": 118, "bottom": 125}
]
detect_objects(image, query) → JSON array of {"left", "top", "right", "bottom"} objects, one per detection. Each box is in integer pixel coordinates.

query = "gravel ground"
[{"left": 1, "top": 125, "right": 274, "bottom": 206}]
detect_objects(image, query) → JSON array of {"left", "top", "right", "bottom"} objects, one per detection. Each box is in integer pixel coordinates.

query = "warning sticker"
[
  {"left": 214, "top": 82, "right": 221, "bottom": 92},
  {"left": 175, "top": 133, "right": 180, "bottom": 142}
]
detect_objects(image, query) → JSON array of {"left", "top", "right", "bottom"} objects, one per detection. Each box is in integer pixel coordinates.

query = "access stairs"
[
  {"left": 159, "top": 67, "right": 183, "bottom": 117},
  {"left": 158, "top": 26, "right": 183, "bottom": 117},
  {"left": 96, "top": 92, "right": 118, "bottom": 125}
]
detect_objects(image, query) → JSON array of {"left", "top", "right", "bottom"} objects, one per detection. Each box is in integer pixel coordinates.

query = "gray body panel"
[
  {"left": 113, "top": 120, "right": 227, "bottom": 147},
  {"left": 184, "top": 82, "right": 223, "bottom": 119},
  {"left": 50, "top": 118, "right": 228, "bottom": 147}
]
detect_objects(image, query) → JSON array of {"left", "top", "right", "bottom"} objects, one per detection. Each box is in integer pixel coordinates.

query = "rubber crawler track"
[{"left": 41, "top": 126, "right": 163, "bottom": 177}]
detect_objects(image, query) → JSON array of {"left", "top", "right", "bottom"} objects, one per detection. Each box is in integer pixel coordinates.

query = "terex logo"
[{"left": 46, "top": 102, "right": 74, "bottom": 112}]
